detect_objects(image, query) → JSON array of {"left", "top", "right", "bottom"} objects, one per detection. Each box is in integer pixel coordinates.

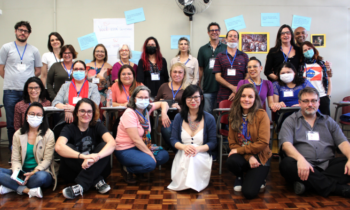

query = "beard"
[
  {"left": 16, "top": 34, "right": 27, "bottom": 43},
  {"left": 304, "top": 107, "right": 317, "bottom": 115}
]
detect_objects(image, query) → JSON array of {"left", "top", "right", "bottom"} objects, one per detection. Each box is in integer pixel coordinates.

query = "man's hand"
[
  {"left": 297, "top": 158, "right": 314, "bottom": 181},
  {"left": 228, "top": 92, "right": 235, "bottom": 101}
]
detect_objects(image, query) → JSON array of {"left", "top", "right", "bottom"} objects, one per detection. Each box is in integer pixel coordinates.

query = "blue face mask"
[
  {"left": 303, "top": 49, "right": 314, "bottom": 59},
  {"left": 72, "top": 71, "right": 86, "bottom": 81}
]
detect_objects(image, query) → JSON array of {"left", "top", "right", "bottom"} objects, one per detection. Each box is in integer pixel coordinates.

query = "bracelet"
[{"left": 78, "top": 153, "right": 81, "bottom": 159}]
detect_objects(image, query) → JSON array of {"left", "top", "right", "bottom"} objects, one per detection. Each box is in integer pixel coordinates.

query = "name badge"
[
  {"left": 307, "top": 131, "right": 320, "bottom": 141},
  {"left": 151, "top": 73, "right": 160, "bottom": 81},
  {"left": 227, "top": 69, "right": 236, "bottom": 76},
  {"left": 283, "top": 90, "right": 294, "bottom": 97},
  {"left": 92, "top": 77, "right": 100, "bottom": 84},
  {"left": 17, "top": 63, "right": 26, "bottom": 71},
  {"left": 73, "top": 96, "right": 82, "bottom": 104},
  {"left": 209, "top": 58, "right": 215, "bottom": 69}
]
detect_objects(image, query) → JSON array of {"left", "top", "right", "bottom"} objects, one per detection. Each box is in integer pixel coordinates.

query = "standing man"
[
  {"left": 294, "top": 27, "right": 308, "bottom": 47},
  {"left": 197, "top": 22, "right": 227, "bottom": 113},
  {"left": 0, "top": 21, "right": 42, "bottom": 160},
  {"left": 213, "top": 29, "right": 249, "bottom": 103}
]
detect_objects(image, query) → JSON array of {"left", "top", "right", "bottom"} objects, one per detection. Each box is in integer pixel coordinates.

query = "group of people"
[{"left": 0, "top": 20, "right": 348, "bottom": 200}]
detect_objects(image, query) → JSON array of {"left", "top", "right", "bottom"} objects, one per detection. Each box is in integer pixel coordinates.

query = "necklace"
[{"left": 188, "top": 115, "right": 200, "bottom": 131}]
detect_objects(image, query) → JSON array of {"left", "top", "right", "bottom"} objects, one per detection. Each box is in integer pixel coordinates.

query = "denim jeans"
[
  {"left": 161, "top": 120, "right": 177, "bottom": 153},
  {"left": 114, "top": 147, "right": 169, "bottom": 174},
  {"left": 203, "top": 92, "right": 217, "bottom": 114},
  {"left": 0, "top": 168, "right": 53, "bottom": 194},
  {"left": 3, "top": 90, "right": 23, "bottom": 149}
]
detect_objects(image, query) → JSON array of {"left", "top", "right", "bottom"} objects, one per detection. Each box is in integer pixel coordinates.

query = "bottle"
[{"left": 106, "top": 87, "right": 112, "bottom": 107}]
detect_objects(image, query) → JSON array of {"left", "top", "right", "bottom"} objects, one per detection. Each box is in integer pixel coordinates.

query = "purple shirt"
[
  {"left": 111, "top": 62, "right": 138, "bottom": 81},
  {"left": 237, "top": 79, "right": 274, "bottom": 105}
]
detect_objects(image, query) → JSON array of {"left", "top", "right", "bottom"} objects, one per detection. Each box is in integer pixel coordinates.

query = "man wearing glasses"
[
  {"left": 279, "top": 87, "right": 350, "bottom": 198},
  {"left": 197, "top": 22, "right": 227, "bottom": 114},
  {"left": 0, "top": 21, "right": 42, "bottom": 161}
]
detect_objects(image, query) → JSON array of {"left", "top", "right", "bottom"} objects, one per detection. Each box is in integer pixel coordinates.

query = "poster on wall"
[
  {"left": 311, "top": 34, "right": 326, "bottom": 48},
  {"left": 218, "top": 35, "right": 227, "bottom": 45},
  {"left": 94, "top": 18, "right": 134, "bottom": 65},
  {"left": 239, "top": 32, "right": 269, "bottom": 54}
]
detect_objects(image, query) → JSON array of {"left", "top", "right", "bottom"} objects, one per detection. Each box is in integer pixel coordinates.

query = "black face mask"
[{"left": 146, "top": 46, "right": 157, "bottom": 55}]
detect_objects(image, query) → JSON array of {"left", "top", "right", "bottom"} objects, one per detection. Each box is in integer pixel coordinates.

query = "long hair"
[
  {"left": 180, "top": 85, "right": 205, "bottom": 123},
  {"left": 92, "top": 44, "right": 108, "bottom": 63},
  {"left": 118, "top": 65, "right": 139, "bottom": 95},
  {"left": 73, "top": 98, "right": 99, "bottom": 127},
  {"left": 176, "top": 37, "right": 191, "bottom": 56},
  {"left": 20, "top": 102, "right": 49, "bottom": 137},
  {"left": 127, "top": 86, "right": 152, "bottom": 111},
  {"left": 276, "top": 62, "right": 305, "bottom": 86},
  {"left": 229, "top": 84, "right": 262, "bottom": 132},
  {"left": 140, "top": 37, "right": 163, "bottom": 71},
  {"left": 300, "top": 41, "right": 323, "bottom": 63},
  {"left": 23, "top": 77, "right": 46, "bottom": 103},
  {"left": 271, "top": 24, "right": 298, "bottom": 53},
  {"left": 47, "top": 32, "right": 64, "bottom": 52},
  {"left": 169, "top": 62, "right": 188, "bottom": 90}
]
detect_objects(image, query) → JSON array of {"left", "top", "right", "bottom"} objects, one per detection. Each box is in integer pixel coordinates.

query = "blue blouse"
[{"left": 273, "top": 80, "right": 314, "bottom": 107}]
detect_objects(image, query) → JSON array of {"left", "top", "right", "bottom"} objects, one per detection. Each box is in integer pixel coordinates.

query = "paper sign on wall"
[
  {"left": 292, "top": 15, "right": 312, "bottom": 31},
  {"left": 130, "top": 51, "right": 142, "bottom": 65},
  {"left": 261, "top": 13, "right": 280, "bottom": 27},
  {"left": 124, "top": 8, "right": 146, "bottom": 25},
  {"left": 77, "top": 33, "right": 98, "bottom": 51},
  {"left": 224, "top": 15, "right": 246, "bottom": 31}
]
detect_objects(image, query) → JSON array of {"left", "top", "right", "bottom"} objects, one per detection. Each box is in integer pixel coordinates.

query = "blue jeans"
[
  {"left": 114, "top": 147, "right": 169, "bottom": 174},
  {"left": 203, "top": 92, "right": 217, "bottom": 114},
  {"left": 161, "top": 120, "right": 177, "bottom": 153},
  {"left": 3, "top": 90, "right": 23, "bottom": 150},
  {"left": 0, "top": 168, "right": 53, "bottom": 194}
]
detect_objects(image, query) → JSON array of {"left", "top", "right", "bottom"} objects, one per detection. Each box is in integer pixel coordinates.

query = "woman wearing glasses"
[
  {"left": 14, "top": 77, "right": 51, "bottom": 131},
  {"left": 55, "top": 98, "right": 116, "bottom": 199},
  {"left": 52, "top": 60, "right": 100, "bottom": 123},
  {"left": 167, "top": 85, "right": 216, "bottom": 192},
  {"left": 111, "top": 44, "right": 138, "bottom": 83},
  {"left": 0, "top": 103, "right": 56, "bottom": 198},
  {"left": 264, "top": 25, "right": 301, "bottom": 82}
]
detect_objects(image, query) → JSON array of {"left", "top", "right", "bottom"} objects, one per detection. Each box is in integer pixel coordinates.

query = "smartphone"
[{"left": 16, "top": 170, "right": 26, "bottom": 184}]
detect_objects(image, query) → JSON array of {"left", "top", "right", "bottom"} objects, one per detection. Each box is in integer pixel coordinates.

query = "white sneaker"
[
  {"left": 0, "top": 185, "right": 14, "bottom": 194},
  {"left": 28, "top": 187, "right": 43, "bottom": 198},
  {"left": 233, "top": 177, "right": 243, "bottom": 192}
]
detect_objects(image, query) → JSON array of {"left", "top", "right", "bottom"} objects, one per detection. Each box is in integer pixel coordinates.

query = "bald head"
[{"left": 294, "top": 27, "right": 308, "bottom": 46}]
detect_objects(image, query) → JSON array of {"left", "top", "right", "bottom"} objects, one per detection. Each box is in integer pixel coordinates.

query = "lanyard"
[
  {"left": 14, "top": 41, "right": 27, "bottom": 64},
  {"left": 135, "top": 109, "right": 148, "bottom": 123},
  {"left": 122, "top": 85, "right": 130, "bottom": 101},
  {"left": 251, "top": 78, "right": 263, "bottom": 96},
  {"left": 28, "top": 99, "right": 40, "bottom": 106},
  {"left": 184, "top": 58, "right": 190, "bottom": 65},
  {"left": 304, "top": 60, "right": 317, "bottom": 73},
  {"left": 63, "top": 62, "right": 73, "bottom": 78},
  {"left": 171, "top": 82, "right": 182, "bottom": 101},
  {"left": 226, "top": 50, "right": 237, "bottom": 68},
  {"left": 71, "top": 80, "right": 87, "bottom": 97},
  {"left": 53, "top": 52, "right": 58, "bottom": 62},
  {"left": 121, "top": 60, "right": 130, "bottom": 66},
  {"left": 149, "top": 60, "right": 158, "bottom": 73},
  {"left": 95, "top": 62, "right": 105, "bottom": 71},
  {"left": 281, "top": 46, "right": 292, "bottom": 63}
]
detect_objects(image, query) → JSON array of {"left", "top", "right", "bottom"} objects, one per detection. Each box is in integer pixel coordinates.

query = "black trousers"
[
  {"left": 319, "top": 95, "right": 330, "bottom": 116},
  {"left": 226, "top": 154, "right": 270, "bottom": 199},
  {"left": 279, "top": 156, "right": 350, "bottom": 197},
  {"left": 59, "top": 142, "right": 111, "bottom": 192}
]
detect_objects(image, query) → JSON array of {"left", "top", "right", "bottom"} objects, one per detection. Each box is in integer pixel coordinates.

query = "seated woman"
[
  {"left": 114, "top": 86, "right": 170, "bottom": 184},
  {"left": 111, "top": 44, "right": 138, "bottom": 83},
  {"left": 167, "top": 85, "right": 216, "bottom": 192},
  {"left": 155, "top": 62, "right": 188, "bottom": 152},
  {"left": 0, "top": 102, "right": 56, "bottom": 198},
  {"left": 55, "top": 98, "right": 116, "bottom": 199},
  {"left": 14, "top": 77, "right": 51, "bottom": 131},
  {"left": 52, "top": 60, "right": 100, "bottom": 124},
  {"left": 226, "top": 84, "right": 271, "bottom": 199}
]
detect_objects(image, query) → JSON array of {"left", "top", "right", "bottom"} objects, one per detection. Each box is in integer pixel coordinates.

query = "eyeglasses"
[
  {"left": 17, "top": 29, "right": 29, "bottom": 34},
  {"left": 95, "top": 50, "right": 105, "bottom": 54},
  {"left": 281, "top": 31, "right": 291, "bottom": 36},
  {"left": 63, "top": 52, "right": 72, "bottom": 55},
  {"left": 209, "top": 29, "right": 220, "bottom": 33},
  {"left": 120, "top": 49, "right": 129, "bottom": 52},
  {"left": 186, "top": 96, "right": 201, "bottom": 102},
  {"left": 300, "top": 99, "right": 318, "bottom": 104},
  {"left": 28, "top": 112, "right": 43, "bottom": 118},
  {"left": 78, "top": 109, "right": 93, "bottom": 115},
  {"left": 28, "top": 87, "right": 40, "bottom": 91}
]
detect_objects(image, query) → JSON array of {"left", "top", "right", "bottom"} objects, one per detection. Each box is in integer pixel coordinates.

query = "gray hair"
[
  {"left": 117, "top": 44, "right": 133, "bottom": 59},
  {"left": 298, "top": 87, "right": 320, "bottom": 100},
  {"left": 127, "top": 85, "right": 152, "bottom": 110}
]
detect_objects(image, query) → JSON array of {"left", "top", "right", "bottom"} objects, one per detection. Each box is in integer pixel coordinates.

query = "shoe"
[
  {"left": 28, "top": 187, "right": 43, "bottom": 198},
  {"left": 341, "top": 185, "right": 350, "bottom": 198},
  {"left": 233, "top": 177, "right": 243, "bottom": 192},
  {"left": 293, "top": 181, "right": 305, "bottom": 195},
  {"left": 62, "top": 184, "right": 83, "bottom": 199},
  {"left": 136, "top": 173, "right": 149, "bottom": 182},
  {"left": 95, "top": 179, "right": 111, "bottom": 194},
  {"left": 260, "top": 180, "right": 266, "bottom": 192},
  {"left": 120, "top": 165, "right": 136, "bottom": 184},
  {"left": 212, "top": 154, "right": 217, "bottom": 162},
  {"left": 0, "top": 185, "right": 14, "bottom": 194}
]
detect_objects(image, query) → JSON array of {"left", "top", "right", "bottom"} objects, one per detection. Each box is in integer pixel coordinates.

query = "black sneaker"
[
  {"left": 120, "top": 165, "right": 136, "bottom": 184},
  {"left": 233, "top": 177, "right": 243, "bottom": 192},
  {"left": 95, "top": 179, "right": 111, "bottom": 194},
  {"left": 293, "top": 181, "right": 305, "bottom": 195},
  {"left": 62, "top": 184, "right": 83, "bottom": 199}
]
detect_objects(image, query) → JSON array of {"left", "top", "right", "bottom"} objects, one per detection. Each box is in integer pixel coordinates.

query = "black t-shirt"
[{"left": 60, "top": 122, "right": 109, "bottom": 154}]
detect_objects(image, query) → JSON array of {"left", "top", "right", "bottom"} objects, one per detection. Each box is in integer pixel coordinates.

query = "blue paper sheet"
[
  {"left": 225, "top": 15, "right": 246, "bottom": 31},
  {"left": 77, "top": 33, "right": 98, "bottom": 51},
  {"left": 124, "top": 8, "right": 146, "bottom": 25},
  {"left": 171, "top": 35, "right": 190, "bottom": 49},
  {"left": 85, "top": 59, "right": 92, "bottom": 64},
  {"left": 261, "top": 13, "right": 280, "bottom": 27},
  {"left": 129, "top": 51, "right": 142, "bottom": 65},
  {"left": 292, "top": 15, "right": 312, "bottom": 31}
]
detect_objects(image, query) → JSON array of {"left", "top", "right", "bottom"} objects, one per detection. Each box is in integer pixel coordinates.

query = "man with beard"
[
  {"left": 279, "top": 87, "right": 350, "bottom": 198},
  {"left": 0, "top": 21, "right": 42, "bottom": 161}
]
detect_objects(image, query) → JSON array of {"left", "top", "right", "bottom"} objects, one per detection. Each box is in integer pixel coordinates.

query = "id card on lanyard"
[
  {"left": 14, "top": 41, "right": 27, "bottom": 72},
  {"left": 283, "top": 90, "right": 294, "bottom": 97},
  {"left": 226, "top": 50, "right": 237, "bottom": 76},
  {"left": 281, "top": 46, "right": 292, "bottom": 63},
  {"left": 71, "top": 80, "right": 86, "bottom": 104},
  {"left": 150, "top": 61, "right": 160, "bottom": 81},
  {"left": 93, "top": 62, "right": 104, "bottom": 83},
  {"left": 209, "top": 45, "right": 216, "bottom": 69}
]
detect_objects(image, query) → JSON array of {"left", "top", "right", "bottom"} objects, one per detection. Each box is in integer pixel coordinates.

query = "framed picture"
[
  {"left": 311, "top": 34, "right": 326, "bottom": 48},
  {"left": 218, "top": 35, "right": 227, "bottom": 45},
  {"left": 239, "top": 32, "right": 269, "bottom": 54}
]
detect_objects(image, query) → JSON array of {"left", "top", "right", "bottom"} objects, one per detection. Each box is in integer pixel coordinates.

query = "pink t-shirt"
[
  {"left": 111, "top": 82, "right": 144, "bottom": 104},
  {"left": 115, "top": 104, "right": 155, "bottom": 150}
]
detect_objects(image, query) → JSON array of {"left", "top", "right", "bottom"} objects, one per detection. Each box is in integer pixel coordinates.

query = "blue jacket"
[{"left": 170, "top": 111, "right": 217, "bottom": 155}]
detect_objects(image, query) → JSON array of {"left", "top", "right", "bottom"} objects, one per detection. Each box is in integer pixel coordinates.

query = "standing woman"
[
  {"left": 47, "top": 44, "right": 77, "bottom": 100},
  {"left": 226, "top": 84, "right": 271, "bottom": 199},
  {"left": 136, "top": 37, "right": 169, "bottom": 97},
  {"left": 300, "top": 41, "right": 331, "bottom": 115},
  {"left": 86, "top": 44, "right": 113, "bottom": 106},
  {"left": 264, "top": 24, "right": 301, "bottom": 81},
  {"left": 111, "top": 44, "right": 138, "bottom": 83},
  {"left": 170, "top": 37, "right": 199, "bottom": 85}
]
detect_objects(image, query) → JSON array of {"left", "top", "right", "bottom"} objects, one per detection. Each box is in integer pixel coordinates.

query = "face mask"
[
  {"left": 227, "top": 42, "right": 238, "bottom": 49},
  {"left": 135, "top": 98, "right": 150, "bottom": 110},
  {"left": 280, "top": 73, "right": 294, "bottom": 83},
  {"left": 303, "top": 49, "right": 314, "bottom": 59},
  {"left": 27, "top": 116, "right": 43, "bottom": 128},
  {"left": 73, "top": 71, "right": 86, "bottom": 81},
  {"left": 146, "top": 46, "right": 156, "bottom": 55}
]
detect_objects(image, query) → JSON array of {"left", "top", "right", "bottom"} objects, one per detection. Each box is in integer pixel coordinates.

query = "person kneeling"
[{"left": 55, "top": 98, "right": 116, "bottom": 199}]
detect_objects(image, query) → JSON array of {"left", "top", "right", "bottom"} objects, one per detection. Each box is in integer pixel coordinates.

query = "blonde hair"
[{"left": 170, "top": 62, "right": 188, "bottom": 90}]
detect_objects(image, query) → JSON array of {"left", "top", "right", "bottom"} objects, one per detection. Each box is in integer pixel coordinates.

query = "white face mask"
[
  {"left": 135, "top": 98, "right": 149, "bottom": 110},
  {"left": 27, "top": 116, "right": 43, "bottom": 128},
  {"left": 280, "top": 73, "right": 294, "bottom": 83},
  {"left": 227, "top": 42, "right": 238, "bottom": 49}
]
